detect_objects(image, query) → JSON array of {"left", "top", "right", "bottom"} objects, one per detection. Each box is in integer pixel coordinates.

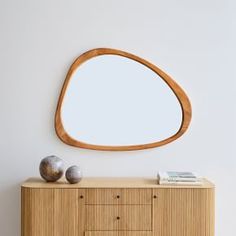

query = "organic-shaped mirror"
[{"left": 55, "top": 48, "right": 191, "bottom": 151}]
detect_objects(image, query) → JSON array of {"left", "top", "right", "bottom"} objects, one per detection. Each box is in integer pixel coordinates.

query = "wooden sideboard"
[{"left": 21, "top": 178, "right": 214, "bottom": 236}]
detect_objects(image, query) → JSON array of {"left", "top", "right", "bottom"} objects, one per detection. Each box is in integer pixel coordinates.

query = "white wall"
[{"left": 0, "top": 0, "right": 235, "bottom": 235}]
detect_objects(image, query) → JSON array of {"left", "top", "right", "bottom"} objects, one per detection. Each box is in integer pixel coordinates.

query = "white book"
[{"left": 157, "top": 171, "right": 202, "bottom": 183}]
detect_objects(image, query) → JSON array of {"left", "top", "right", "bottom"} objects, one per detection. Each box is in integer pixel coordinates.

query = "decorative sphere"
[
  {"left": 39, "top": 155, "right": 64, "bottom": 182},
  {"left": 66, "top": 165, "right": 82, "bottom": 184}
]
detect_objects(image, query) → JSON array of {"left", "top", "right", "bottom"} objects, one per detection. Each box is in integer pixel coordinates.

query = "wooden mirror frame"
[{"left": 55, "top": 48, "right": 192, "bottom": 151}]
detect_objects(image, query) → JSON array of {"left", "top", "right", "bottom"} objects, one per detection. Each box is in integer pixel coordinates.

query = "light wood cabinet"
[{"left": 21, "top": 178, "right": 214, "bottom": 236}]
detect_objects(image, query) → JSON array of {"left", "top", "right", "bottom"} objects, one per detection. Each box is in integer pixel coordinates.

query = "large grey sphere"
[
  {"left": 66, "top": 165, "right": 82, "bottom": 184},
  {"left": 39, "top": 155, "right": 64, "bottom": 182}
]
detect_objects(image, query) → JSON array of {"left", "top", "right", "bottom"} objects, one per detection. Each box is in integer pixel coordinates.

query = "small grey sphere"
[
  {"left": 66, "top": 165, "right": 82, "bottom": 184},
  {"left": 39, "top": 155, "right": 64, "bottom": 182}
]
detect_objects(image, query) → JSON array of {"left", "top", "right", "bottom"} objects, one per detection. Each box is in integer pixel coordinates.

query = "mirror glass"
[{"left": 60, "top": 54, "right": 183, "bottom": 146}]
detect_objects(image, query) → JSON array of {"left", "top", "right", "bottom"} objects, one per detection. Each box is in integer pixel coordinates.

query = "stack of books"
[{"left": 157, "top": 171, "right": 203, "bottom": 185}]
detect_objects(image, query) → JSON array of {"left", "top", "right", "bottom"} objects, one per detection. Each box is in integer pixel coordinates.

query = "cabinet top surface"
[{"left": 21, "top": 177, "right": 214, "bottom": 189}]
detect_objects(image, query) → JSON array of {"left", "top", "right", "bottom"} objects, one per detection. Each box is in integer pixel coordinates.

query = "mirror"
[{"left": 55, "top": 48, "right": 191, "bottom": 151}]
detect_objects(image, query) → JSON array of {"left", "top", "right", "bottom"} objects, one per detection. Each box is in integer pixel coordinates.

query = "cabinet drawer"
[
  {"left": 86, "top": 188, "right": 152, "bottom": 204},
  {"left": 85, "top": 231, "right": 153, "bottom": 236},
  {"left": 86, "top": 205, "right": 152, "bottom": 230}
]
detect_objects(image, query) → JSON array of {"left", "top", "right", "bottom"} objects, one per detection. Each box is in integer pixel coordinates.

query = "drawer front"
[
  {"left": 86, "top": 205, "right": 118, "bottom": 230},
  {"left": 86, "top": 188, "right": 152, "bottom": 204},
  {"left": 86, "top": 205, "right": 152, "bottom": 230},
  {"left": 118, "top": 205, "right": 152, "bottom": 230},
  {"left": 85, "top": 231, "right": 153, "bottom": 236}
]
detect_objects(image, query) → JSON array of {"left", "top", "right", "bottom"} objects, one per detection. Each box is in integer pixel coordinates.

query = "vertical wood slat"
[
  {"left": 22, "top": 179, "right": 214, "bottom": 236},
  {"left": 118, "top": 205, "right": 152, "bottom": 230},
  {"left": 86, "top": 205, "right": 119, "bottom": 230},
  {"left": 21, "top": 188, "right": 85, "bottom": 236},
  {"left": 86, "top": 188, "right": 152, "bottom": 204},
  {"left": 121, "top": 188, "right": 152, "bottom": 204},
  {"left": 86, "top": 205, "right": 152, "bottom": 230},
  {"left": 153, "top": 188, "right": 214, "bottom": 236},
  {"left": 85, "top": 231, "right": 153, "bottom": 236},
  {"left": 54, "top": 189, "right": 85, "bottom": 236},
  {"left": 21, "top": 188, "right": 54, "bottom": 236},
  {"left": 86, "top": 188, "right": 121, "bottom": 204}
]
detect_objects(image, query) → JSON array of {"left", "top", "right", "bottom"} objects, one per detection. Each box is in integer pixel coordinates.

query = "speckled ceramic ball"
[
  {"left": 39, "top": 155, "right": 64, "bottom": 182},
  {"left": 65, "top": 165, "right": 82, "bottom": 184}
]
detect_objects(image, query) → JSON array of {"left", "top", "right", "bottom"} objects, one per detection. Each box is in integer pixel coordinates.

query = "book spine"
[
  {"left": 164, "top": 178, "right": 202, "bottom": 182},
  {"left": 159, "top": 180, "right": 203, "bottom": 186}
]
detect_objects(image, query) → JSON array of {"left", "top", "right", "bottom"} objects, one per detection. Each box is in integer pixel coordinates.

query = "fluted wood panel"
[
  {"left": 85, "top": 231, "right": 153, "bottom": 236},
  {"left": 118, "top": 205, "right": 152, "bottom": 230},
  {"left": 86, "top": 188, "right": 152, "bottom": 204},
  {"left": 121, "top": 188, "right": 152, "bottom": 204},
  {"left": 86, "top": 205, "right": 119, "bottom": 230},
  {"left": 86, "top": 188, "right": 121, "bottom": 204},
  {"left": 86, "top": 205, "right": 152, "bottom": 230},
  {"left": 21, "top": 188, "right": 85, "bottom": 236},
  {"left": 54, "top": 189, "right": 85, "bottom": 236},
  {"left": 21, "top": 188, "right": 54, "bottom": 236},
  {"left": 22, "top": 178, "right": 214, "bottom": 236},
  {"left": 153, "top": 188, "right": 214, "bottom": 236}
]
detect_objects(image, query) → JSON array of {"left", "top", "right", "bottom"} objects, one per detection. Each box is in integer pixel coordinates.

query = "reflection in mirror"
[
  {"left": 55, "top": 48, "right": 191, "bottom": 151},
  {"left": 61, "top": 55, "right": 182, "bottom": 145}
]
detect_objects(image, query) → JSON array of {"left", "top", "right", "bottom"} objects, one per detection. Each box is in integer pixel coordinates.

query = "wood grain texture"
[
  {"left": 153, "top": 188, "right": 215, "bottom": 236},
  {"left": 21, "top": 188, "right": 85, "bottom": 236},
  {"left": 54, "top": 189, "right": 85, "bottom": 236},
  {"left": 22, "top": 177, "right": 214, "bottom": 189},
  {"left": 86, "top": 188, "right": 152, "bottom": 204},
  {"left": 21, "top": 188, "right": 54, "bottom": 236},
  {"left": 21, "top": 178, "right": 214, "bottom": 236},
  {"left": 86, "top": 205, "right": 119, "bottom": 230},
  {"left": 85, "top": 231, "right": 153, "bottom": 236},
  {"left": 86, "top": 205, "right": 152, "bottom": 231},
  {"left": 55, "top": 48, "right": 192, "bottom": 151}
]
